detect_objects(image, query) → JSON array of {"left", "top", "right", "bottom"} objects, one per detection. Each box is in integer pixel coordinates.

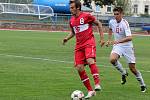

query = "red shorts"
[{"left": 74, "top": 45, "right": 96, "bottom": 66}]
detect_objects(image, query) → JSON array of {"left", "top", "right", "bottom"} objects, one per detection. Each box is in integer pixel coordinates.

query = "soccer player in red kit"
[{"left": 62, "top": 0, "right": 105, "bottom": 99}]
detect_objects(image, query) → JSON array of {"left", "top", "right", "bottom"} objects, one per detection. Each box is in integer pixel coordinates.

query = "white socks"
[
  {"left": 135, "top": 71, "right": 146, "bottom": 86},
  {"left": 114, "top": 61, "right": 126, "bottom": 75}
]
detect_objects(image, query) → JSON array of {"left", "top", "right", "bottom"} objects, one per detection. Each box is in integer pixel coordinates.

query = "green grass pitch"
[{"left": 0, "top": 30, "right": 149, "bottom": 100}]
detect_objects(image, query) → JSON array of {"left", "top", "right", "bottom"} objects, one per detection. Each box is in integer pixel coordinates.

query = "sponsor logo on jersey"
[{"left": 73, "top": 24, "right": 89, "bottom": 33}]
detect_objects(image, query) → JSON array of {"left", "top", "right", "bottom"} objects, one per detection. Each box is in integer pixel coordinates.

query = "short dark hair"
[
  {"left": 69, "top": 0, "right": 81, "bottom": 11},
  {"left": 113, "top": 7, "right": 123, "bottom": 13}
]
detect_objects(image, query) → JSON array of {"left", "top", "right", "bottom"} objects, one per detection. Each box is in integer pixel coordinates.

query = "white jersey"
[{"left": 109, "top": 18, "right": 133, "bottom": 47}]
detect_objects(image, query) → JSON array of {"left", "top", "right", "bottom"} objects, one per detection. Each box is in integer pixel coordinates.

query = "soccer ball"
[{"left": 71, "top": 90, "right": 84, "bottom": 100}]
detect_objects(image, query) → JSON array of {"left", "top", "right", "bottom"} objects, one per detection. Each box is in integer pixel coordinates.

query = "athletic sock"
[
  {"left": 135, "top": 70, "right": 146, "bottom": 86},
  {"left": 89, "top": 64, "right": 100, "bottom": 85},
  {"left": 114, "top": 61, "right": 126, "bottom": 75},
  {"left": 78, "top": 70, "right": 93, "bottom": 91}
]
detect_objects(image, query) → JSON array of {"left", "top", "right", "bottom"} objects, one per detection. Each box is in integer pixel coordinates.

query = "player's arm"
[
  {"left": 62, "top": 28, "right": 75, "bottom": 45},
  {"left": 106, "top": 28, "right": 113, "bottom": 46},
  {"left": 113, "top": 36, "right": 132, "bottom": 44},
  {"left": 93, "top": 20, "right": 105, "bottom": 47},
  {"left": 108, "top": 28, "right": 113, "bottom": 40}
]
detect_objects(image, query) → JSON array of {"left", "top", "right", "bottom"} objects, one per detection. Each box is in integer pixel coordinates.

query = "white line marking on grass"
[
  {"left": 0, "top": 53, "right": 150, "bottom": 73},
  {"left": 1, "top": 29, "right": 150, "bottom": 37},
  {"left": 0, "top": 54, "right": 73, "bottom": 64},
  {"left": 0, "top": 29, "right": 70, "bottom": 33}
]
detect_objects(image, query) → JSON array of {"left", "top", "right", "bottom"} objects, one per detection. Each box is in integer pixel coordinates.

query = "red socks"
[
  {"left": 78, "top": 64, "right": 100, "bottom": 91},
  {"left": 89, "top": 64, "right": 100, "bottom": 85},
  {"left": 78, "top": 70, "right": 93, "bottom": 91}
]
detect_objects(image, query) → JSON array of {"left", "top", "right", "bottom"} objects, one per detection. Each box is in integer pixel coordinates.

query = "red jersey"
[{"left": 69, "top": 12, "right": 96, "bottom": 50}]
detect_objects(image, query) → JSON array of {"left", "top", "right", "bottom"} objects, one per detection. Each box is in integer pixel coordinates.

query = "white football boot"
[
  {"left": 95, "top": 84, "right": 102, "bottom": 91},
  {"left": 84, "top": 91, "right": 96, "bottom": 99}
]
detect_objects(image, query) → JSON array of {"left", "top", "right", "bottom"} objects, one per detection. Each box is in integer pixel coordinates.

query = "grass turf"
[{"left": 0, "top": 30, "right": 149, "bottom": 100}]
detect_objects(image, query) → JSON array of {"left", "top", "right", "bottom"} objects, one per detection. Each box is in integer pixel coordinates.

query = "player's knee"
[
  {"left": 129, "top": 67, "right": 137, "bottom": 75},
  {"left": 110, "top": 58, "right": 117, "bottom": 65},
  {"left": 129, "top": 64, "right": 137, "bottom": 74},
  {"left": 110, "top": 53, "right": 119, "bottom": 65},
  {"left": 75, "top": 65, "right": 84, "bottom": 72},
  {"left": 86, "top": 58, "right": 95, "bottom": 65}
]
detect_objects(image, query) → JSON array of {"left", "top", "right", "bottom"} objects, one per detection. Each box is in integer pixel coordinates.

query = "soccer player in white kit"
[{"left": 106, "top": 7, "right": 147, "bottom": 92}]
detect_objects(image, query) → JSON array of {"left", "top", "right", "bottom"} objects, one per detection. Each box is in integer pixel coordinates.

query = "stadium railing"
[{"left": 0, "top": 3, "right": 150, "bottom": 33}]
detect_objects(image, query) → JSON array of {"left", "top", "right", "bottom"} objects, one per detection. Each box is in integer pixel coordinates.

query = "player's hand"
[
  {"left": 106, "top": 40, "right": 111, "bottom": 47},
  {"left": 99, "top": 40, "right": 105, "bottom": 47},
  {"left": 62, "top": 38, "right": 68, "bottom": 45},
  {"left": 113, "top": 40, "right": 119, "bottom": 44}
]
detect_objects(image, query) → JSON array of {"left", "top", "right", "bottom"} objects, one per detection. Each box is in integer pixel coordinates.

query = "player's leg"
[
  {"left": 128, "top": 63, "right": 146, "bottom": 92},
  {"left": 85, "top": 46, "right": 101, "bottom": 91},
  {"left": 81, "top": 46, "right": 97, "bottom": 99},
  {"left": 110, "top": 46, "right": 127, "bottom": 75},
  {"left": 74, "top": 50, "right": 93, "bottom": 93},
  {"left": 87, "top": 58, "right": 101, "bottom": 91},
  {"left": 75, "top": 64, "right": 96, "bottom": 99},
  {"left": 110, "top": 52, "right": 128, "bottom": 84},
  {"left": 124, "top": 47, "right": 146, "bottom": 92},
  {"left": 75, "top": 64, "right": 93, "bottom": 91}
]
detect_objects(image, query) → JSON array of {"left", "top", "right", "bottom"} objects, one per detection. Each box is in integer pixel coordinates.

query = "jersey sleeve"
[
  {"left": 87, "top": 13, "right": 96, "bottom": 23},
  {"left": 123, "top": 20, "right": 131, "bottom": 36},
  {"left": 109, "top": 20, "right": 112, "bottom": 29}
]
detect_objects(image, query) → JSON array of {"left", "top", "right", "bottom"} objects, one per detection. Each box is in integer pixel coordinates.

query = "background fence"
[
  {"left": 0, "top": 13, "right": 150, "bottom": 32},
  {"left": 0, "top": 2, "right": 150, "bottom": 32}
]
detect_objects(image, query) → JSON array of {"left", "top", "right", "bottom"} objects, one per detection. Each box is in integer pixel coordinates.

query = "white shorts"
[{"left": 111, "top": 45, "right": 136, "bottom": 63}]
